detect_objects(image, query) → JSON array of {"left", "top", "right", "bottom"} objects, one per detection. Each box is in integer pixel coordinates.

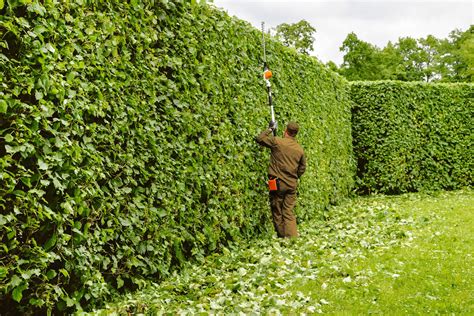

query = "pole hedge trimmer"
[{"left": 261, "top": 22, "right": 277, "bottom": 136}]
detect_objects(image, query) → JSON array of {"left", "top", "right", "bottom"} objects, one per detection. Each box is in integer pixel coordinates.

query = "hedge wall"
[
  {"left": 351, "top": 81, "right": 473, "bottom": 194},
  {"left": 0, "top": 1, "right": 353, "bottom": 313}
]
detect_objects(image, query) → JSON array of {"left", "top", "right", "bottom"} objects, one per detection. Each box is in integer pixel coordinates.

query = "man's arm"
[
  {"left": 255, "top": 128, "right": 276, "bottom": 148},
  {"left": 297, "top": 154, "right": 306, "bottom": 178}
]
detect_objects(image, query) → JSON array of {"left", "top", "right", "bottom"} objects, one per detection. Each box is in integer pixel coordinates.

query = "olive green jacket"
[{"left": 256, "top": 129, "right": 306, "bottom": 189}]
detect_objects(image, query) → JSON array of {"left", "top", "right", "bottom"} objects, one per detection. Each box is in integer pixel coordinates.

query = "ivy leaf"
[
  {"left": 59, "top": 269, "right": 69, "bottom": 278},
  {"left": 35, "top": 90, "right": 43, "bottom": 100},
  {"left": 43, "top": 232, "right": 57, "bottom": 251},
  {"left": 0, "top": 266, "right": 7, "bottom": 279},
  {"left": 119, "top": 218, "right": 131, "bottom": 227},
  {"left": 46, "top": 270, "right": 57, "bottom": 280},
  {"left": 38, "top": 159, "right": 48, "bottom": 170},
  {"left": 45, "top": 43, "right": 56, "bottom": 54},
  {"left": 12, "top": 283, "right": 28, "bottom": 303},
  {"left": 4, "top": 134, "right": 13, "bottom": 142},
  {"left": 27, "top": 2, "right": 46, "bottom": 16},
  {"left": 5, "top": 145, "right": 25, "bottom": 154},
  {"left": 0, "top": 100, "right": 7, "bottom": 113},
  {"left": 65, "top": 297, "right": 75, "bottom": 307},
  {"left": 33, "top": 25, "right": 47, "bottom": 36},
  {"left": 117, "top": 276, "right": 124, "bottom": 289}
]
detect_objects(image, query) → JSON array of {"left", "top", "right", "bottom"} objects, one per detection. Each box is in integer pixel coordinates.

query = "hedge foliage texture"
[
  {"left": 0, "top": 1, "right": 353, "bottom": 313},
  {"left": 351, "top": 81, "right": 473, "bottom": 194}
]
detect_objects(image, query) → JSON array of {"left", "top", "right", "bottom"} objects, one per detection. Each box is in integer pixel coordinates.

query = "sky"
[{"left": 211, "top": 0, "right": 473, "bottom": 65}]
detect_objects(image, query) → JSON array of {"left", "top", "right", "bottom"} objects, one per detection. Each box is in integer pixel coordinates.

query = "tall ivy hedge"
[
  {"left": 351, "top": 81, "right": 473, "bottom": 194},
  {"left": 0, "top": 1, "right": 353, "bottom": 313}
]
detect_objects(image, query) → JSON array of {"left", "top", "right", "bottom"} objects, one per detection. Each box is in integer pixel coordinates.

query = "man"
[{"left": 255, "top": 121, "right": 306, "bottom": 238}]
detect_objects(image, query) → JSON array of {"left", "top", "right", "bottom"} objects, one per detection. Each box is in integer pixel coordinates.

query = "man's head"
[{"left": 285, "top": 121, "right": 299, "bottom": 137}]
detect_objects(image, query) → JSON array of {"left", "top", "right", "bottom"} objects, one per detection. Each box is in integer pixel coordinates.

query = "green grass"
[
  {"left": 88, "top": 189, "right": 474, "bottom": 315},
  {"left": 288, "top": 190, "right": 474, "bottom": 315}
]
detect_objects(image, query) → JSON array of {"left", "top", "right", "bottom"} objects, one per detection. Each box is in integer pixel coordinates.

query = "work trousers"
[{"left": 269, "top": 186, "right": 298, "bottom": 238}]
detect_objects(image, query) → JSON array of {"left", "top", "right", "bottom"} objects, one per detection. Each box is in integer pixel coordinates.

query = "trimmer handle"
[{"left": 269, "top": 120, "right": 278, "bottom": 136}]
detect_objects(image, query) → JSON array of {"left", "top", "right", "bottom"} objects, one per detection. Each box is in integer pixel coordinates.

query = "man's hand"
[{"left": 268, "top": 120, "right": 278, "bottom": 132}]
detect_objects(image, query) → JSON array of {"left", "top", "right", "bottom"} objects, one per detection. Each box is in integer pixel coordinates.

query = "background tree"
[
  {"left": 395, "top": 36, "right": 426, "bottom": 81},
  {"left": 440, "top": 26, "right": 474, "bottom": 82},
  {"left": 338, "top": 32, "right": 383, "bottom": 80},
  {"left": 418, "top": 35, "right": 443, "bottom": 81},
  {"left": 338, "top": 26, "right": 473, "bottom": 82},
  {"left": 457, "top": 30, "right": 474, "bottom": 81},
  {"left": 275, "top": 20, "right": 316, "bottom": 55},
  {"left": 379, "top": 41, "right": 404, "bottom": 80}
]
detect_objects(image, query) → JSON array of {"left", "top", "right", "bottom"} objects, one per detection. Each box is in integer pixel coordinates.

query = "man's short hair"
[{"left": 286, "top": 122, "right": 299, "bottom": 136}]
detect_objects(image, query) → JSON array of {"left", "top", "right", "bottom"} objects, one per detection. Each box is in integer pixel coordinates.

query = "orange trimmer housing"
[{"left": 264, "top": 69, "right": 272, "bottom": 80}]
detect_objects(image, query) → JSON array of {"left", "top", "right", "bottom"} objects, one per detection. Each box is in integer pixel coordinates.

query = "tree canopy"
[
  {"left": 275, "top": 20, "right": 316, "bottom": 55},
  {"left": 337, "top": 26, "right": 473, "bottom": 82}
]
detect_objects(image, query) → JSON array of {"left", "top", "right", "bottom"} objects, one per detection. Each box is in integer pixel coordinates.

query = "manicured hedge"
[
  {"left": 0, "top": 1, "right": 353, "bottom": 313},
  {"left": 351, "top": 81, "right": 473, "bottom": 194}
]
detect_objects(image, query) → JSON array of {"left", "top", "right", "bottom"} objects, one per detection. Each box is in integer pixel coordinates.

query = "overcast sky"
[{"left": 211, "top": 0, "right": 473, "bottom": 65}]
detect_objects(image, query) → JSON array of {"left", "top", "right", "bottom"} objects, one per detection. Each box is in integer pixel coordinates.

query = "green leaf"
[
  {"left": 0, "top": 266, "right": 7, "bottom": 279},
  {"left": 117, "top": 276, "right": 124, "bottom": 289},
  {"left": 12, "top": 283, "right": 27, "bottom": 303},
  {"left": 4, "top": 144, "right": 27, "bottom": 154},
  {"left": 38, "top": 159, "right": 48, "bottom": 170},
  {"left": 21, "top": 269, "right": 40, "bottom": 280},
  {"left": 45, "top": 43, "right": 56, "bottom": 54},
  {"left": 0, "top": 100, "right": 7, "bottom": 113},
  {"left": 28, "top": 2, "right": 46, "bottom": 16},
  {"left": 21, "top": 177, "right": 32, "bottom": 188},
  {"left": 35, "top": 90, "right": 43, "bottom": 100},
  {"left": 119, "top": 218, "right": 131, "bottom": 226},
  {"left": 4, "top": 134, "right": 13, "bottom": 142},
  {"left": 65, "top": 296, "right": 75, "bottom": 307},
  {"left": 28, "top": 298, "right": 45, "bottom": 307},
  {"left": 59, "top": 269, "right": 69, "bottom": 278},
  {"left": 155, "top": 208, "right": 167, "bottom": 218},
  {"left": 33, "top": 25, "right": 47, "bottom": 36},
  {"left": 54, "top": 177, "right": 66, "bottom": 192},
  {"left": 46, "top": 270, "right": 57, "bottom": 280},
  {"left": 43, "top": 232, "right": 57, "bottom": 251},
  {"left": 7, "top": 230, "right": 16, "bottom": 240}
]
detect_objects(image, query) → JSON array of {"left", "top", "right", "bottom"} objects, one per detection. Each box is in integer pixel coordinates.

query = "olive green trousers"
[{"left": 269, "top": 187, "right": 298, "bottom": 238}]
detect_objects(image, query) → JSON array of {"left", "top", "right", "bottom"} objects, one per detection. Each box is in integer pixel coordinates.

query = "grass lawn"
[
  {"left": 288, "top": 189, "right": 474, "bottom": 315},
  {"left": 89, "top": 189, "right": 473, "bottom": 315}
]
